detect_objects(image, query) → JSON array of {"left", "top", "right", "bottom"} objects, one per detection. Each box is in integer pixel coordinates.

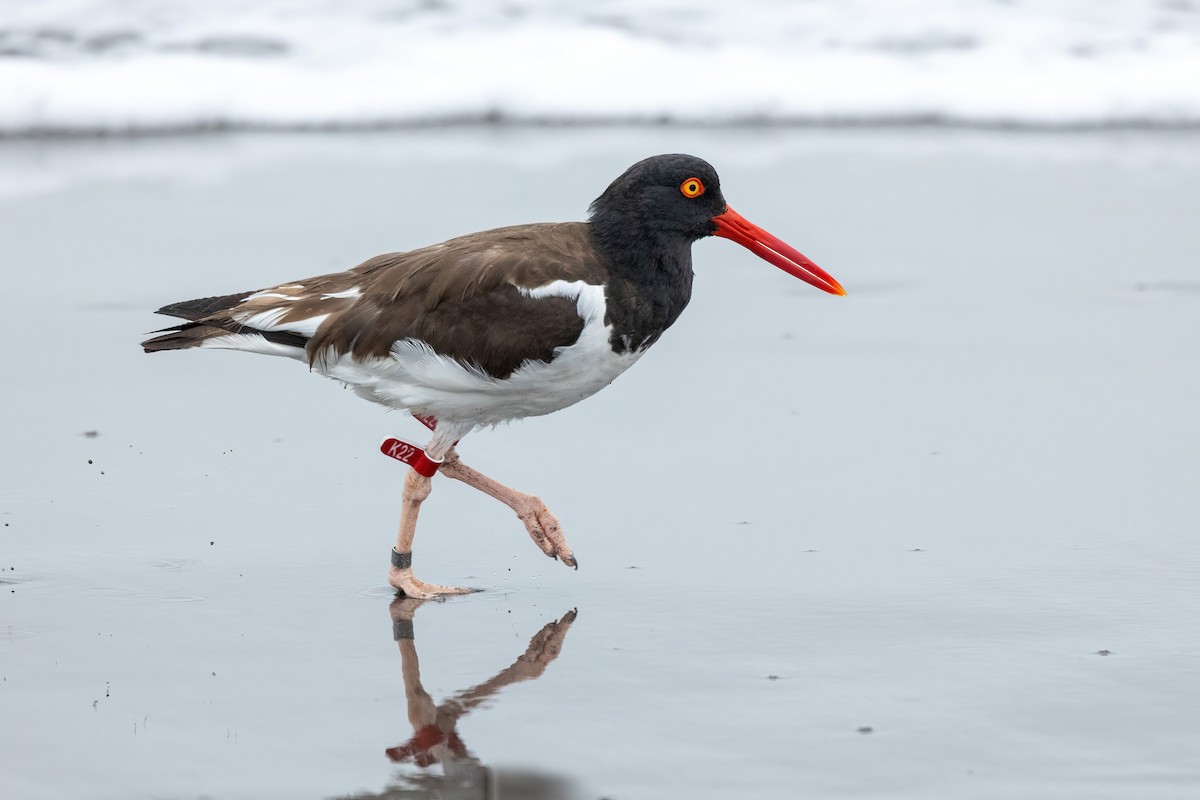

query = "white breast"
[{"left": 316, "top": 281, "right": 643, "bottom": 429}]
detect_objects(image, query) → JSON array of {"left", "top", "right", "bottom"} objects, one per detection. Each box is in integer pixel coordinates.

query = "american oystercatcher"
[{"left": 142, "top": 154, "right": 845, "bottom": 598}]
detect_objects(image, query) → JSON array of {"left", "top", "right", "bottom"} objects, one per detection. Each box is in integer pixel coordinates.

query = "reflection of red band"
[{"left": 386, "top": 724, "right": 468, "bottom": 768}]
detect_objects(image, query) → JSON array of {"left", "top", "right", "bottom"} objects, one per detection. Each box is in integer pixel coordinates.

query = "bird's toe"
[
  {"left": 514, "top": 498, "right": 576, "bottom": 568},
  {"left": 389, "top": 567, "right": 474, "bottom": 599}
]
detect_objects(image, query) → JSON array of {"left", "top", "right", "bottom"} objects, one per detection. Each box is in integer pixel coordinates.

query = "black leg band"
[
  {"left": 392, "top": 618, "right": 415, "bottom": 641},
  {"left": 391, "top": 549, "right": 412, "bottom": 569}
]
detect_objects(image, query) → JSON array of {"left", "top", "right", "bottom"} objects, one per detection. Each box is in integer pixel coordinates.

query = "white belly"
[{"left": 316, "top": 281, "right": 643, "bottom": 428}]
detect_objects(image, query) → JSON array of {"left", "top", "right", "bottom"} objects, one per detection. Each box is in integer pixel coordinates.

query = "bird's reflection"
[{"left": 363, "top": 599, "right": 578, "bottom": 800}]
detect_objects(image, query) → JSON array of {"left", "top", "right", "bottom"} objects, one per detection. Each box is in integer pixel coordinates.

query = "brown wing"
[
  {"left": 144, "top": 222, "right": 613, "bottom": 380},
  {"left": 308, "top": 222, "right": 610, "bottom": 379}
]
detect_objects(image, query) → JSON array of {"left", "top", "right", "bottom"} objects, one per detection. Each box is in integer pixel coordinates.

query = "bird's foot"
[
  {"left": 389, "top": 567, "right": 475, "bottom": 600},
  {"left": 513, "top": 496, "right": 577, "bottom": 569}
]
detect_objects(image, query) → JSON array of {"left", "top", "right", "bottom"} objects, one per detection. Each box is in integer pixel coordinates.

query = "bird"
[{"left": 142, "top": 153, "right": 845, "bottom": 598}]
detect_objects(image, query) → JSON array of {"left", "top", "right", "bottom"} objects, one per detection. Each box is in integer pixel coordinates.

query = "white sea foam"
[{"left": 1, "top": 0, "right": 1198, "bottom": 135}]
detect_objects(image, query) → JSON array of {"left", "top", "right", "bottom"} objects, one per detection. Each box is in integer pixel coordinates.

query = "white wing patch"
[
  {"left": 199, "top": 334, "right": 308, "bottom": 360},
  {"left": 233, "top": 309, "right": 331, "bottom": 336},
  {"left": 242, "top": 291, "right": 301, "bottom": 302},
  {"left": 321, "top": 288, "right": 361, "bottom": 300},
  {"left": 518, "top": 279, "right": 608, "bottom": 328},
  {"left": 202, "top": 282, "right": 358, "bottom": 360}
]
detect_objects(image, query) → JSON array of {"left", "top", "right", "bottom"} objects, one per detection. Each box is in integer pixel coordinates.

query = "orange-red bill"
[{"left": 711, "top": 206, "right": 846, "bottom": 296}]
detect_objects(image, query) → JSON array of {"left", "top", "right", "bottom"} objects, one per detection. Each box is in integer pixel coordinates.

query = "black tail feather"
[
  {"left": 141, "top": 322, "right": 226, "bottom": 352},
  {"left": 142, "top": 320, "right": 311, "bottom": 353},
  {"left": 156, "top": 291, "right": 253, "bottom": 322},
  {"left": 145, "top": 290, "right": 311, "bottom": 353}
]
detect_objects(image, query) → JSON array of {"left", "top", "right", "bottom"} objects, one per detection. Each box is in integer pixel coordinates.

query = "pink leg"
[
  {"left": 439, "top": 449, "right": 577, "bottom": 569},
  {"left": 387, "top": 437, "right": 475, "bottom": 598}
]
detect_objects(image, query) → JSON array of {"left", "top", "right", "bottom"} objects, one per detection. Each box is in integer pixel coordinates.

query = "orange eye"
[{"left": 680, "top": 177, "right": 705, "bottom": 198}]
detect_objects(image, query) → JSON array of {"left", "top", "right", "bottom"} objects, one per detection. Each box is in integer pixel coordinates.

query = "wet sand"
[{"left": 2, "top": 128, "right": 1199, "bottom": 799}]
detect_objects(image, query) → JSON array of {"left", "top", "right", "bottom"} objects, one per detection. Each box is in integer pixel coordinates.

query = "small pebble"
[
  {"left": 857, "top": 726, "right": 874, "bottom": 734},
  {"left": 1097, "top": 649, "right": 1112, "bottom": 656}
]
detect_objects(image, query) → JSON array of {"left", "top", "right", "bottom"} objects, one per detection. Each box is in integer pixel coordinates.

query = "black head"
[
  {"left": 589, "top": 153, "right": 847, "bottom": 296},
  {"left": 589, "top": 154, "right": 728, "bottom": 242}
]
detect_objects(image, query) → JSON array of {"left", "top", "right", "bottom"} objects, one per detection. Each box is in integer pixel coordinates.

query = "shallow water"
[{"left": 2, "top": 128, "right": 1199, "bottom": 799}]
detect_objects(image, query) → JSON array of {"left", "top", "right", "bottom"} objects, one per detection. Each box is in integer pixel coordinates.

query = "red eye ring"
[{"left": 680, "top": 178, "right": 705, "bottom": 198}]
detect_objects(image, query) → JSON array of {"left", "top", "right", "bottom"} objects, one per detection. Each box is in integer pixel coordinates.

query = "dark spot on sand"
[
  {"left": 857, "top": 726, "right": 874, "bottom": 734},
  {"left": 767, "top": 674, "right": 780, "bottom": 681},
  {"left": 1097, "top": 649, "right": 1112, "bottom": 656},
  {"left": 910, "top": 548, "right": 924, "bottom": 552},
  {"left": 87, "top": 459, "right": 93, "bottom": 464},
  {"left": 83, "top": 430, "right": 99, "bottom": 438}
]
